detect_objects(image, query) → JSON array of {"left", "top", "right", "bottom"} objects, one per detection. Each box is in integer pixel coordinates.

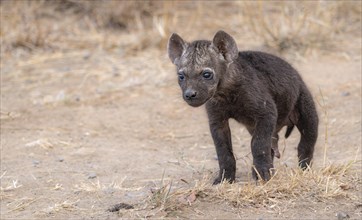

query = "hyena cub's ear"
[
  {"left": 212, "top": 30, "right": 239, "bottom": 62},
  {"left": 168, "top": 33, "right": 187, "bottom": 65}
]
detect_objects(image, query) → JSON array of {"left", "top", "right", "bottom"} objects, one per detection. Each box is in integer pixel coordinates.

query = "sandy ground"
[{"left": 1, "top": 35, "right": 361, "bottom": 219}]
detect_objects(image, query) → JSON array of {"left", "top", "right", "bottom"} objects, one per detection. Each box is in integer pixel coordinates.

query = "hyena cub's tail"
[{"left": 284, "top": 108, "right": 299, "bottom": 139}]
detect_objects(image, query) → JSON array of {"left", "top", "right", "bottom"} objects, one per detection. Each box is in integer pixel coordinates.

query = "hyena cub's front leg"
[
  {"left": 251, "top": 115, "right": 277, "bottom": 181},
  {"left": 209, "top": 119, "right": 236, "bottom": 185}
]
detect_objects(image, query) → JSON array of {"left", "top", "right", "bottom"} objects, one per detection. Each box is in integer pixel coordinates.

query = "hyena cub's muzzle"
[
  {"left": 182, "top": 88, "right": 211, "bottom": 107},
  {"left": 184, "top": 88, "right": 197, "bottom": 101}
]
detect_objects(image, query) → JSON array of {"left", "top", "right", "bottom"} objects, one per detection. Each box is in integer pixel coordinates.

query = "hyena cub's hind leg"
[{"left": 296, "top": 89, "right": 319, "bottom": 169}]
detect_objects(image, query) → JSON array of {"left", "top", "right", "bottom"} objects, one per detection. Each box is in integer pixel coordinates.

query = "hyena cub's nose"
[{"left": 184, "top": 89, "right": 197, "bottom": 100}]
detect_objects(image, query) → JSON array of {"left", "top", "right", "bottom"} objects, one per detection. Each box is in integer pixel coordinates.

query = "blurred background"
[
  {"left": 2, "top": 0, "right": 360, "bottom": 102},
  {"left": 1, "top": 1, "right": 360, "bottom": 58}
]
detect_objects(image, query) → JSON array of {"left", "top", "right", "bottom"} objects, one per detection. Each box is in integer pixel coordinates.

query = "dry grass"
[
  {"left": 0, "top": 171, "right": 23, "bottom": 194},
  {"left": 140, "top": 162, "right": 361, "bottom": 217},
  {"left": 1, "top": 1, "right": 360, "bottom": 58},
  {"left": 73, "top": 178, "right": 144, "bottom": 193},
  {"left": 0, "top": 0, "right": 174, "bottom": 55},
  {"left": 239, "top": 1, "right": 361, "bottom": 55}
]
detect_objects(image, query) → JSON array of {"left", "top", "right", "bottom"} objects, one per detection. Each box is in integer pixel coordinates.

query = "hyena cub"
[{"left": 167, "top": 31, "right": 318, "bottom": 184}]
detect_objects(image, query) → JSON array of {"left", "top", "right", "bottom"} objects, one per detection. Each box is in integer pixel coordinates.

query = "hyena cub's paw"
[
  {"left": 213, "top": 177, "right": 235, "bottom": 185},
  {"left": 298, "top": 158, "right": 312, "bottom": 170},
  {"left": 213, "top": 172, "right": 235, "bottom": 185},
  {"left": 213, "top": 177, "right": 223, "bottom": 185},
  {"left": 252, "top": 162, "right": 274, "bottom": 182}
]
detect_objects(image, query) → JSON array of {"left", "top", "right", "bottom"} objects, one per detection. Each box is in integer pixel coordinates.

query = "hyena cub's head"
[{"left": 167, "top": 30, "right": 239, "bottom": 107}]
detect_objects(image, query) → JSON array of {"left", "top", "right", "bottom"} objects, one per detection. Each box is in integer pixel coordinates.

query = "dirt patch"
[{"left": 1, "top": 1, "right": 361, "bottom": 219}]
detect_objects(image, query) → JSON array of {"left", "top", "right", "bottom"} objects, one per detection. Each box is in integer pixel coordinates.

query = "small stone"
[
  {"left": 336, "top": 211, "right": 350, "bottom": 220},
  {"left": 341, "top": 92, "right": 350, "bottom": 97},
  {"left": 87, "top": 173, "right": 97, "bottom": 179},
  {"left": 83, "top": 52, "right": 91, "bottom": 60},
  {"left": 32, "top": 160, "right": 40, "bottom": 165},
  {"left": 112, "top": 66, "right": 120, "bottom": 77},
  {"left": 107, "top": 203, "right": 134, "bottom": 212}
]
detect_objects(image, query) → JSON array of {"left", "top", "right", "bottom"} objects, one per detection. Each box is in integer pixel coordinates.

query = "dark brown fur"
[{"left": 167, "top": 31, "right": 318, "bottom": 184}]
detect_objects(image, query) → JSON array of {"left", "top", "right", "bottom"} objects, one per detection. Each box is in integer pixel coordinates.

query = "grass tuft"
[
  {"left": 239, "top": 1, "right": 361, "bottom": 55},
  {"left": 142, "top": 162, "right": 361, "bottom": 216}
]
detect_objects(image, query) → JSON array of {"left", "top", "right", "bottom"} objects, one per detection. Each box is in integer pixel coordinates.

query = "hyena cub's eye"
[
  {"left": 202, "top": 70, "right": 213, "bottom": 80},
  {"left": 178, "top": 71, "right": 185, "bottom": 81}
]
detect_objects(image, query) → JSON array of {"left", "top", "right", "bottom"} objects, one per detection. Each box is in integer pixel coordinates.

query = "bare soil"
[
  {"left": 1, "top": 44, "right": 361, "bottom": 219},
  {"left": 0, "top": 1, "right": 361, "bottom": 217}
]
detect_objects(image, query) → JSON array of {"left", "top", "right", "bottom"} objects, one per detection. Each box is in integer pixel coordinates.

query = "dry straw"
[
  {"left": 239, "top": 1, "right": 361, "bottom": 55},
  {"left": 1, "top": 1, "right": 360, "bottom": 56},
  {"left": 140, "top": 161, "right": 360, "bottom": 217}
]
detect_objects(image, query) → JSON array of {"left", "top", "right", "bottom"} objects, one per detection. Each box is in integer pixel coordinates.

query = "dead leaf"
[{"left": 186, "top": 192, "right": 197, "bottom": 204}]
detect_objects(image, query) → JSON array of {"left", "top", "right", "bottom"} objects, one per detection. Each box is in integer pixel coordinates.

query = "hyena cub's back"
[
  {"left": 167, "top": 30, "right": 318, "bottom": 184},
  {"left": 237, "top": 51, "right": 302, "bottom": 118}
]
